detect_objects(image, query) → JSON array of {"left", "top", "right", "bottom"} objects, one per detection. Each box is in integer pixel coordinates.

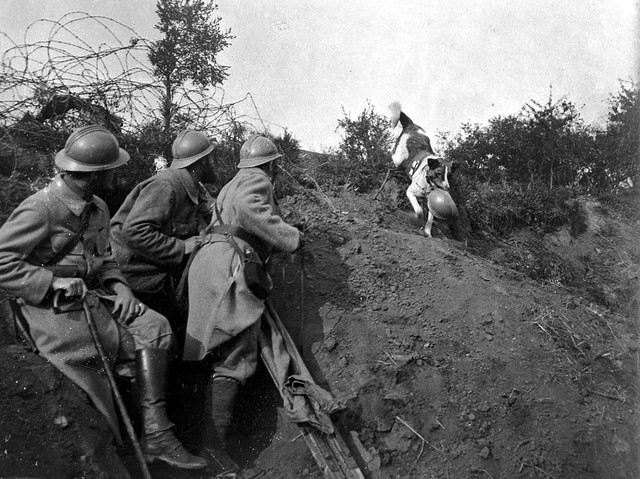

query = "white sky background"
[{"left": 1, "top": 0, "right": 638, "bottom": 151}]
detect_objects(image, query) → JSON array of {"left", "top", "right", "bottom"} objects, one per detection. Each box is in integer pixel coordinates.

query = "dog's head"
[
  {"left": 389, "top": 102, "right": 436, "bottom": 168},
  {"left": 425, "top": 156, "right": 455, "bottom": 190}
]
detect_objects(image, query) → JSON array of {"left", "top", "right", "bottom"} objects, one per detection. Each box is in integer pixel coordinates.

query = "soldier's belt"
[{"left": 43, "top": 264, "right": 87, "bottom": 278}]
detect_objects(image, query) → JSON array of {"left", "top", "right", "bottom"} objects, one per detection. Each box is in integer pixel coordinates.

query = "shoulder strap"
[
  {"left": 44, "top": 203, "right": 92, "bottom": 267},
  {"left": 208, "top": 224, "right": 269, "bottom": 263}
]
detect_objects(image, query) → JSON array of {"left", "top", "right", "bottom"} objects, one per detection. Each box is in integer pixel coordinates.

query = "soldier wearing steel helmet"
[
  {"left": 110, "top": 129, "right": 217, "bottom": 347},
  {"left": 182, "top": 134, "right": 302, "bottom": 474},
  {"left": 0, "top": 125, "right": 207, "bottom": 470}
]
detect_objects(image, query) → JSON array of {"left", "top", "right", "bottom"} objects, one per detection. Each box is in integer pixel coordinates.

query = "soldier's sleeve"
[
  {"left": 97, "top": 252, "right": 130, "bottom": 290},
  {"left": 236, "top": 173, "right": 300, "bottom": 253},
  {"left": 197, "top": 182, "right": 214, "bottom": 231},
  {"left": 0, "top": 200, "right": 55, "bottom": 303},
  {"left": 120, "top": 180, "right": 186, "bottom": 266},
  {"left": 94, "top": 200, "right": 129, "bottom": 289}
]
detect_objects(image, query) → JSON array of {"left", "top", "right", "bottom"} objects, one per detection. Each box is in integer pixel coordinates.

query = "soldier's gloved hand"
[
  {"left": 184, "top": 236, "right": 202, "bottom": 255},
  {"left": 109, "top": 281, "right": 147, "bottom": 325},
  {"left": 51, "top": 277, "right": 88, "bottom": 299}
]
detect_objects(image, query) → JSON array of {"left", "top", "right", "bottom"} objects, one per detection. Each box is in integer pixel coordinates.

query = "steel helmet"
[
  {"left": 237, "top": 134, "right": 282, "bottom": 169},
  {"left": 427, "top": 189, "right": 458, "bottom": 221},
  {"left": 170, "top": 129, "right": 215, "bottom": 169},
  {"left": 55, "top": 125, "right": 129, "bottom": 172}
]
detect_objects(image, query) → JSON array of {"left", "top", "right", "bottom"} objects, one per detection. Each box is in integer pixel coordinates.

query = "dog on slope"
[{"left": 389, "top": 102, "right": 458, "bottom": 237}]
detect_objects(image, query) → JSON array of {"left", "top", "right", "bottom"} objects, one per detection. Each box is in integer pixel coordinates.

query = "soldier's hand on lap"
[
  {"left": 51, "top": 277, "right": 88, "bottom": 299},
  {"left": 109, "top": 281, "right": 146, "bottom": 324}
]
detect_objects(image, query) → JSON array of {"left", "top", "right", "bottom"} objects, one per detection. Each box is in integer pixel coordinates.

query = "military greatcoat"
[
  {"left": 0, "top": 174, "right": 172, "bottom": 437},
  {"left": 110, "top": 167, "right": 212, "bottom": 293},
  {"left": 183, "top": 168, "right": 300, "bottom": 376}
]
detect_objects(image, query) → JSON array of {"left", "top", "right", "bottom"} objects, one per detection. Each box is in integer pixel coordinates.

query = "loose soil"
[{"left": 1, "top": 185, "right": 638, "bottom": 479}]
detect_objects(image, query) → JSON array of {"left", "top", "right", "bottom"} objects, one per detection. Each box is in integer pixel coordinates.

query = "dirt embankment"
[{"left": 0, "top": 187, "right": 638, "bottom": 479}]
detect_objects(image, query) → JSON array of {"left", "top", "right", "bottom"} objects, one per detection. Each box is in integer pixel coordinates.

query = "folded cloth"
[
  {"left": 258, "top": 308, "right": 343, "bottom": 434},
  {"left": 283, "top": 374, "right": 344, "bottom": 434}
]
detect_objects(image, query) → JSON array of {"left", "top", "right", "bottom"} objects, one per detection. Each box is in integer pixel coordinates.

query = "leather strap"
[
  {"left": 208, "top": 224, "right": 269, "bottom": 262},
  {"left": 44, "top": 202, "right": 93, "bottom": 268}
]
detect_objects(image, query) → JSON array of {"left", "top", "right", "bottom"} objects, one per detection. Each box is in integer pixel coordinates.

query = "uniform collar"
[
  {"left": 238, "top": 167, "right": 270, "bottom": 180},
  {"left": 48, "top": 173, "right": 92, "bottom": 216}
]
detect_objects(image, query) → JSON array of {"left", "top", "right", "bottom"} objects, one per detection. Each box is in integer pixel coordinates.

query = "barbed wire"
[{"left": 0, "top": 11, "right": 263, "bottom": 138}]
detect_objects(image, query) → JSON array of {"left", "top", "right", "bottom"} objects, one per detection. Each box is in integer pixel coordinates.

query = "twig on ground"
[
  {"left": 375, "top": 360, "right": 393, "bottom": 366},
  {"left": 604, "top": 317, "right": 626, "bottom": 353},
  {"left": 533, "top": 322, "right": 550, "bottom": 335},
  {"left": 310, "top": 175, "right": 338, "bottom": 212},
  {"left": 585, "top": 388, "right": 625, "bottom": 402},
  {"left": 373, "top": 168, "right": 393, "bottom": 200},
  {"left": 379, "top": 347, "right": 398, "bottom": 366},
  {"left": 395, "top": 416, "right": 444, "bottom": 454},
  {"left": 516, "top": 438, "right": 532, "bottom": 449},
  {"left": 277, "top": 164, "right": 318, "bottom": 202},
  {"left": 407, "top": 441, "right": 425, "bottom": 476},
  {"left": 533, "top": 465, "right": 558, "bottom": 479}
]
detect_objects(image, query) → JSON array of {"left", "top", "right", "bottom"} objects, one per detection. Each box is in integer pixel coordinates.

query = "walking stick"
[
  {"left": 54, "top": 291, "right": 153, "bottom": 479},
  {"left": 297, "top": 250, "right": 305, "bottom": 357},
  {"left": 82, "top": 299, "right": 153, "bottom": 479}
]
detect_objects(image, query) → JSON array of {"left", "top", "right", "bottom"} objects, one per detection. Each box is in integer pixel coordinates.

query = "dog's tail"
[{"left": 388, "top": 101, "right": 414, "bottom": 130}]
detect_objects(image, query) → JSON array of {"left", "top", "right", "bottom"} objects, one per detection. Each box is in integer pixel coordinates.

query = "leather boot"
[
  {"left": 136, "top": 348, "right": 207, "bottom": 470},
  {"left": 203, "top": 376, "right": 240, "bottom": 475},
  {"left": 173, "top": 360, "right": 209, "bottom": 453}
]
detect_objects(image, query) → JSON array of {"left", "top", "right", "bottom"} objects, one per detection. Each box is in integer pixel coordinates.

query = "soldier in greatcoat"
[
  {"left": 0, "top": 125, "right": 206, "bottom": 470},
  {"left": 110, "top": 129, "right": 216, "bottom": 348},
  {"left": 183, "top": 134, "right": 302, "bottom": 473}
]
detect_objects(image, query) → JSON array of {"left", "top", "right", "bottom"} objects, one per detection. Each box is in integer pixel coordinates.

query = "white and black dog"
[{"left": 389, "top": 102, "right": 457, "bottom": 237}]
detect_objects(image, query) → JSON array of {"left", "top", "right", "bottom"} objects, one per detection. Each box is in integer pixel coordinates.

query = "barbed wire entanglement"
[{"left": 0, "top": 11, "right": 262, "bottom": 139}]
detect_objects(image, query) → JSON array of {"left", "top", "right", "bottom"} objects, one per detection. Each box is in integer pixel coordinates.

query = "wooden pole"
[{"left": 81, "top": 299, "right": 153, "bottom": 479}]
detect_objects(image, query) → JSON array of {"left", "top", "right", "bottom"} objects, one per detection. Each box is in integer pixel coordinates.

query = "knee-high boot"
[
  {"left": 203, "top": 376, "right": 240, "bottom": 474},
  {"left": 136, "top": 348, "right": 207, "bottom": 470}
]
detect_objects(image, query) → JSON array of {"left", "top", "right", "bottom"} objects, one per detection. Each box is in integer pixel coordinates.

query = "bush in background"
[
  {"left": 443, "top": 95, "right": 599, "bottom": 190},
  {"left": 331, "top": 101, "right": 394, "bottom": 192},
  {"left": 442, "top": 82, "right": 639, "bottom": 237},
  {"left": 459, "top": 180, "right": 574, "bottom": 237},
  {"left": 271, "top": 128, "right": 303, "bottom": 198},
  {"left": 593, "top": 80, "right": 640, "bottom": 190}
]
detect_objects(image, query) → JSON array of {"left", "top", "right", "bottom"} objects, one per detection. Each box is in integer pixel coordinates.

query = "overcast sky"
[{"left": 1, "top": 0, "right": 638, "bottom": 151}]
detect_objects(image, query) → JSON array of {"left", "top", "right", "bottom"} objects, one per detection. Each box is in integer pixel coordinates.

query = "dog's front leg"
[
  {"left": 407, "top": 190, "right": 424, "bottom": 226},
  {"left": 443, "top": 166, "right": 450, "bottom": 190},
  {"left": 423, "top": 210, "right": 434, "bottom": 237}
]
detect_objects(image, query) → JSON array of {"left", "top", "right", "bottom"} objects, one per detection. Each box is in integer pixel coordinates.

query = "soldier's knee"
[{"left": 128, "top": 308, "right": 175, "bottom": 350}]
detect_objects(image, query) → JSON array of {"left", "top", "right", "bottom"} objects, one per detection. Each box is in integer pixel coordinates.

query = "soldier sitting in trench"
[
  {"left": 110, "top": 129, "right": 217, "bottom": 352},
  {"left": 0, "top": 125, "right": 206, "bottom": 471},
  {"left": 109, "top": 128, "right": 217, "bottom": 454}
]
